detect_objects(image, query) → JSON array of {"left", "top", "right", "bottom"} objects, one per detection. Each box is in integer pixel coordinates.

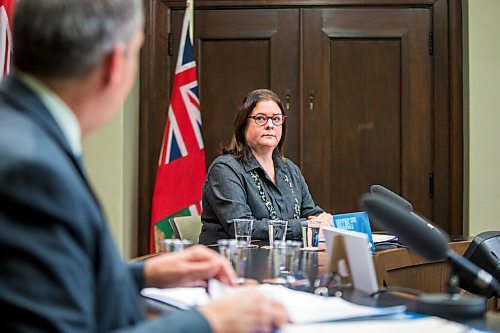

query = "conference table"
[
  {"left": 231, "top": 239, "right": 471, "bottom": 292},
  {"left": 139, "top": 240, "right": 500, "bottom": 331}
]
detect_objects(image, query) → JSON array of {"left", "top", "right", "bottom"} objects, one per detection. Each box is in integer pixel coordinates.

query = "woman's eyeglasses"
[{"left": 247, "top": 113, "right": 286, "bottom": 126}]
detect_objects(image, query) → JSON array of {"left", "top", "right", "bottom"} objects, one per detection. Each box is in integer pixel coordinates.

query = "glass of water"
[
  {"left": 161, "top": 239, "right": 193, "bottom": 253},
  {"left": 275, "top": 240, "right": 301, "bottom": 274},
  {"left": 264, "top": 240, "right": 303, "bottom": 285},
  {"left": 233, "top": 219, "right": 253, "bottom": 245},
  {"left": 217, "top": 239, "right": 249, "bottom": 284},
  {"left": 268, "top": 220, "right": 288, "bottom": 247},
  {"left": 302, "top": 224, "right": 321, "bottom": 249}
]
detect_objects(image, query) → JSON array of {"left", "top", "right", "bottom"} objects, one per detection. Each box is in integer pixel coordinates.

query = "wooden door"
[
  {"left": 303, "top": 7, "right": 434, "bottom": 223},
  {"left": 139, "top": 0, "right": 463, "bottom": 254},
  {"left": 195, "top": 9, "right": 300, "bottom": 165}
]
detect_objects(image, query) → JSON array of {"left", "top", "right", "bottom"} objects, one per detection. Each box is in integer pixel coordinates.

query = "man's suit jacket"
[{"left": 0, "top": 75, "right": 211, "bottom": 333}]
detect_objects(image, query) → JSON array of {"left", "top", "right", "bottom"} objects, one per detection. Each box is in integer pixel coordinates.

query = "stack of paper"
[
  {"left": 141, "top": 280, "right": 405, "bottom": 324},
  {"left": 258, "top": 284, "right": 404, "bottom": 324},
  {"left": 372, "top": 234, "right": 398, "bottom": 243},
  {"left": 281, "top": 316, "right": 481, "bottom": 333},
  {"left": 141, "top": 287, "right": 209, "bottom": 310}
]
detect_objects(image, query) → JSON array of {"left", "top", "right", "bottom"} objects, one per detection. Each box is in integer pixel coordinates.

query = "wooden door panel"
[
  {"left": 199, "top": 40, "right": 270, "bottom": 165},
  {"left": 195, "top": 9, "right": 300, "bottom": 166},
  {"left": 140, "top": 0, "right": 462, "bottom": 254},
  {"left": 303, "top": 8, "right": 433, "bottom": 220},
  {"left": 330, "top": 39, "right": 402, "bottom": 214}
]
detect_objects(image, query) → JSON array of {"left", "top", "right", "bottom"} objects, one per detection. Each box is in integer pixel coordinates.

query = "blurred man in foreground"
[{"left": 0, "top": 1, "right": 289, "bottom": 332}]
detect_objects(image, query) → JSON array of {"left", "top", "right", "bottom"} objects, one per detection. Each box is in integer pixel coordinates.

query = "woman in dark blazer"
[{"left": 199, "top": 89, "right": 332, "bottom": 245}]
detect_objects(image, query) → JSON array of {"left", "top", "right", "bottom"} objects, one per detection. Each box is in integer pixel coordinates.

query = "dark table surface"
[
  {"left": 141, "top": 240, "right": 499, "bottom": 331},
  {"left": 236, "top": 242, "right": 500, "bottom": 332}
]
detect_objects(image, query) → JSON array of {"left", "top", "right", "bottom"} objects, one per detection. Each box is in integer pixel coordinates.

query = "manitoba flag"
[
  {"left": 150, "top": 0, "right": 205, "bottom": 252},
  {"left": 0, "top": 0, "right": 14, "bottom": 79}
]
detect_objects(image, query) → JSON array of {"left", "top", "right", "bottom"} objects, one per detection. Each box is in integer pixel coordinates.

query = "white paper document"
[
  {"left": 257, "top": 284, "right": 405, "bottom": 324},
  {"left": 281, "top": 316, "right": 482, "bottom": 333},
  {"left": 372, "top": 234, "right": 397, "bottom": 243},
  {"left": 141, "top": 287, "right": 209, "bottom": 310},
  {"left": 142, "top": 280, "right": 405, "bottom": 324}
]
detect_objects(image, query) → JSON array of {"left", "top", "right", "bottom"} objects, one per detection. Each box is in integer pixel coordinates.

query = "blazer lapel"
[{"left": 0, "top": 75, "right": 101, "bottom": 209}]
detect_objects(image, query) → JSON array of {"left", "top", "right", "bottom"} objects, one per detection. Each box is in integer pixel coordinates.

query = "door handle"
[{"left": 309, "top": 90, "right": 315, "bottom": 112}]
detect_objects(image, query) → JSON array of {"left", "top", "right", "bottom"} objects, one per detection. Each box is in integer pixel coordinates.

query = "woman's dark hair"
[{"left": 221, "top": 89, "right": 287, "bottom": 161}]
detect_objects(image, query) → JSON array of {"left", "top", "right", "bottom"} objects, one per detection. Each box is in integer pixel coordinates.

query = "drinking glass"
[
  {"left": 268, "top": 220, "right": 288, "bottom": 247},
  {"left": 161, "top": 239, "right": 193, "bottom": 253},
  {"left": 233, "top": 219, "right": 253, "bottom": 245},
  {"left": 302, "top": 225, "right": 321, "bottom": 249},
  {"left": 275, "top": 240, "right": 302, "bottom": 274},
  {"left": 263, "top": 240, "right": 303, "bottom": 285},
  {"left": 217, "top": 239, "right": 249, "bottom": 284}
]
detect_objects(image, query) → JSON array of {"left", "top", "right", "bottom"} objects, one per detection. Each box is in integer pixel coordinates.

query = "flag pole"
[
  {"left": 150, "top": 0, "right": 205, "bottom": 252},
  {"left": 188, "top": 0, "right": 193, "bottom": 43}
]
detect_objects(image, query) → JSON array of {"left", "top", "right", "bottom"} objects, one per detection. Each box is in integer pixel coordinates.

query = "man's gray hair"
[{"left": 13, "top": 0, "right": 143, "bottom": 80}]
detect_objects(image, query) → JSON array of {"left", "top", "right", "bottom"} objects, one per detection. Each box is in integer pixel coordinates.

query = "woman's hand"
[{"left": 307, "top": 212, "right": 333, "bottom": 227}]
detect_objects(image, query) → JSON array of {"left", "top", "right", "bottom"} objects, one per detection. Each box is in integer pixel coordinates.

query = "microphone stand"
[
  {"left": 361, "top": 193, "right": 491, "bottom": 318},
  {"left": 445, "top": 267, "right": 463, "bottom": 296},
  {"left": 407, "top": 265, "right": 487, "bottom": 319},
  {"left": 447, "top": 251, "right": 500, "bottom": 298},
  {"left": 371, "top": 258, "right": 487, "bottom": 318}
]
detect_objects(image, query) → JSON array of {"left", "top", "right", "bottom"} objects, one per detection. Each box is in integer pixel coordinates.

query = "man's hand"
[
  {"left": 143, "top": 245, "right": 236, "bottom": 288},
  {"left": 198, "top": 288, "right": 290, "bottom": 333}
]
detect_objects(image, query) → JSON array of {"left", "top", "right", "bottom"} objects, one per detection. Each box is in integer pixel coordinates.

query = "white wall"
[
  {"left": 82, "top": 1, "right": 500, "bottom": 258},
  {"left": 82, "top": 76, "right": 139, "bottom": 259},
  {"left": 467, "top": 0, "right": 500, "bottom": 236}
]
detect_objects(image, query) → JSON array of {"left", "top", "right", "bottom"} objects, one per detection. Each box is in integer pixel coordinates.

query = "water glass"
[
  {"left": 217, "top": 239, "right": 249, "bottom": 283},
  {"left": 233, "top": 219, "right": 253, "bottom": 245},
  {"left": 302, "top": 225, "right": 321, "bottom": 249},
  {"left": 268, "top": 220, "right": 288, "bottom": 247},
  {"left": 265, "top": 240, "right": 302, "bottom": 285},
  {"left": 275, "top": 240, "right": 302, "bottom": 274},
  {"left": 161, "top": 239, "right": 193, "bottom": 253}
]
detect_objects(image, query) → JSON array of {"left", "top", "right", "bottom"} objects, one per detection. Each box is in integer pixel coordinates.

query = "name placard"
[{"left": 332, "top": 211, "right": 375, "bottom": 252}]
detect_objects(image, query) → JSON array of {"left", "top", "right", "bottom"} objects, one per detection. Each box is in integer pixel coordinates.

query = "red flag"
[
  {"left": 0, "top": 0, "right": 15, "bottom": 78},
  {"left": 150, "top": 1, "right": 205, "bottom": 252}
]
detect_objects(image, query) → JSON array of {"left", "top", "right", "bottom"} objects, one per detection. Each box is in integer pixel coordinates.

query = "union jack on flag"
[
  {"left": 0, "top": 0, "right": 15, "bottom": 79},
  {"left": 150, "top": 0, "right": 206, "bottom": 252}
]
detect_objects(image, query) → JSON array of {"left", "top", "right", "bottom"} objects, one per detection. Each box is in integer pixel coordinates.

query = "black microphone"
[
  {"left": 369, "top": 184, "right": 448, "bottom": 249},
  {"left": 361, "top": 194, "right": 500, "bottom": 297},
  {"left": 370, "top": 184, "right": 413, "bottom": 212},
  {"left": 361, "top": 194, "right": 448, "bottom": 260}
]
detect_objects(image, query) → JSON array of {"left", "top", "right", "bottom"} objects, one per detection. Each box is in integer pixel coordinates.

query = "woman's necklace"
[{"left": 250, "top": 170, "right": 300, "bottom": 220}]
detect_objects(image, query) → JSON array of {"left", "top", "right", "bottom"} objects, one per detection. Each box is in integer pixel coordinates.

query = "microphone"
[
  {"left": 362, "top": 193, "right": 448, "bottom": 260},
  {"left": 370, "top": 185, "right": 413, "bottom": 212},
  {"left": 361, "top": 194, "right": 500, "bottom": 297},
  {"left": 369, "top": 184, "right": 448, "bottom": 250}
]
